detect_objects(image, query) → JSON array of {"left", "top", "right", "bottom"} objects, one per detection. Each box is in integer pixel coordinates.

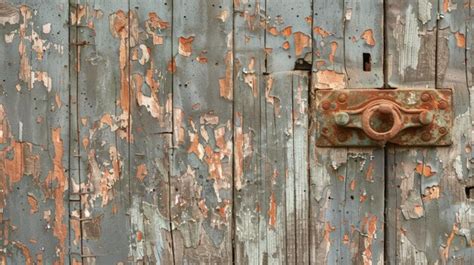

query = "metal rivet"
[
  {"left": 438, "top": 100, "right": 448, "bottom": 110},
  {"left": 418, "top": 111, "right": 434, "bottom": 125},
  {"left": 334, "top": 112, "right": 350, "bottom": 126},
  {"left": 439, "top": 127, "right": 447, "bottom": 134},
  {"left": 337, "top": 93, "right": 348, "bottom": 103},
  {"left": 321, "top": 101, "right": 331, "bottom": 110},
  {"left": 322, "top": 127, "right": 329, "bottom": 134},
  {"left": 421, "top": 132, "right": 431, "bottom": 141},
  {"left": 421, "top": 93, "right": 431, "bottom": 102}
]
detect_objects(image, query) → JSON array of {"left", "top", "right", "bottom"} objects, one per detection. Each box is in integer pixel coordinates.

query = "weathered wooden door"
[{"left": 0, "top": 0, "right": 472, "bottom": 264}]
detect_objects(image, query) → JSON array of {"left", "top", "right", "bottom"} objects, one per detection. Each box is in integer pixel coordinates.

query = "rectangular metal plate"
[{"left": 315, "top": 88, "right": 453, "bottom": 147}]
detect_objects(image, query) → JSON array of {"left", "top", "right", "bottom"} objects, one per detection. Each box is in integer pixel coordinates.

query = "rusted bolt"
[
  {"left": 418, "top": 111, "right": 434, "bottom": 125},
  {"left": 421, "top": 92, "right": 431, "bottom": 102},
  {"left": 337, "top": 93, "right": 348, "bottom": 103},
  {"left": 438, "top": 100, "right": 448, "bottom": 110},
  {"left": 322, "top": 127, "right": 329, "bottom": 135},
  {"left": 421, "top": 132, "right": 432, "bottom": 141},
  {"left": 337, "top": 132, "right": 349, "bottom": 142},
  {"left": 334, "top": 112, "right": 350, "bottom": 126},
  {"left": 321, "top": 101, "right": 331, "bottom": 110},
  {"left": 439, "top": 127, "right": 447, "bottom": 134}
]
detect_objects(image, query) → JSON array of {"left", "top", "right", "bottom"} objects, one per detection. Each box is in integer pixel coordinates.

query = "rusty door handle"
[{"left": 334, "top": 99, "right": 433, "bottom": 142}]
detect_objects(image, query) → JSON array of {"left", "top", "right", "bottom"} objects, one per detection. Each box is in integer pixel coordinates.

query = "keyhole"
[{"left": 363, "top": 53, "right": 371, "bottom": 72}]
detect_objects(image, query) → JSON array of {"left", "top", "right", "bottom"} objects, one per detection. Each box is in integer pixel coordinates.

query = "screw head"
[
  {"left": 321, "top": 101, "right": 331, "bottom": 110},
  {"left": 438, "top": 100, "right": 448, "bottom": 110},
  {"left": 322, "top": 127, "right": 329, "bottom": 135},
  {"left": 418, "top": 111, "right": 434, "bottom": 125},
  {"left": 421, "top": 93, "right": 431, "bottom": 102},
  {"left": 334, "top": 112, "right": 350, "bottom": 126},
  {"left": 439, "top": 127, "right": 447, "bottom": 134},
  {"left": 337, "top": 93, "right": 348, "bottom": 103},
  {"left": 421, "top": 132, "right": 432, "bottom": 141}
]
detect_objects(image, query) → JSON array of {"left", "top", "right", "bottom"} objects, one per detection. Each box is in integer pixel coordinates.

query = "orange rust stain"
[
  {"left": 219, "top": 51, "right": 233, "bottom": 100},
  {"left": 329, "top": 42, "right": 338, "bottom": 63},
  {"left": 268, "top": 26, "right": 279, "bottom": 36},
  {"left": 133, "top": 73, "right": 164, "bottom": 123},
  {"left": 268, "top": 192, "right": 277, "bottom": 228},
  {"left": 415, "top": 163, "right": 435, "bottom": 177},
  {"left": 294, "top": 32, "right": 311, "bottom": 56},
  {"left": 338, "top": 175, "right": 345, "bottom": 181},
  {"left": 178, "top": 36, "right": 194, "bottom": 57},
  {"left": 443, "top": 0, "right": 449, "bottom": 13},
  {"left": 51, "top": 128, "right": 67, "bottom": 264},
  {"left": 305, "top": 16, "right": 313, "bottom": 24},
  {"left": 323, "top": 222, "right": 335, "bottom": 243},
  {"left": 362, "top": 215, "right": 378, "bottom": 265},
  {"left": 315, "top": 70, "right": 345, "bottom": 89},
  {"left": 197, "top": 51, "right": 208, "bottom": 64},
  {"left": 360, "top": 193, "right": 368, "bottom": 203},
  {"left": 455, "top": 32, "right": 465, "bottom": 48},
  {"left": 173, "top": 108, "right": 185, "bottom": 145},
  {"left": 167, "top": 57, "right": 176, "bottom": 73},
  {"left": 136, "top": 231, "right": 143, "bottom": 242},
  {"left": 281, "top": 26, "right": 292, "bottom": 37},
  {"left": 218, "top": 200, "right": 231, "bottom": 221},
  {"left": 110, "top": 10, "right": 130, "bottom": 114},
  {"left": 282, "top": 41, "right": 290, "bottom": 50},
  {"left": 148, "top": 12, "right": 170, "bottom": 29},
  {"left": 70, "top": 218, "right": 81, "bottom": 246},
  {"left": 442, "top": 224, "right": 459, "bottom": 260},
  {"left": 188, "top": 132, "right": 204, "bottom": 160},
  {"left": 422, "top": 186, "right": 440, "bottom": 201},
  {"left": 14, "top": 241, "right": 33, "bottom": 265},
  {"left": 27, "top": 194, "right": 38, "bottom": 214},
  {"left": 350, "top": 180, "right": 356, "bottom": 191},
  {"left": 235, "top": 114, "right": 244, "bottom": 190},
  {"left": 4, "top": 142, "right": 25, "bottom": 187},
  {"left": 135, "top": 164, "right": 147, "bottom": 182},
  {"left": 343, "top": 234, "right": 349, "bottom": 245},
  {"left": 361, "top": 29, "right": 375, "bottom": 46},
  {"left": 198, "top": 199, "right": 209, "bottom": 217},
  {"left": 366, "top": 162, "right": 374, "bottom": 182},
  {"left": 314, "top": 26, "right": 330, "bottom": 38}
]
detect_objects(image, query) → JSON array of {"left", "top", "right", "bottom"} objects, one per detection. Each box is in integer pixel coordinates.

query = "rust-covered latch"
[{"left": 315, "top": 89, "right": 453, "bottom": 147}]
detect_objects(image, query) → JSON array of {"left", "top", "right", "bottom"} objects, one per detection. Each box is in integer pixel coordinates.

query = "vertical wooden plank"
[
  {"left": 233, "top": 0, "right": 265, "bottom": 264},
  {"left": 264, "top": 1, "right": 311, "bottom": 264},
  {"left": 0, "top": 1, "right": 70, "bottom": 264},
  {"left": 171, "top": 1, "right": 234, "bottom": 263},
  {"left": 385, "top": 0, "right": 474, "bottom": 263},
  {"left": 310, "top": 0, "right": 385, "bottom": 264},
  {"left": 291, "top": 72, "right": 310, "bottom": 264},
  {"left": 344, "top": 0, "right": 384, "bottom": 87},
  {"left": 75, "top": 1, "right": 131, "bottom": 263},
  {"left": 128, "top": 0, "right": 174, "bottom": 263},
  {"left": 384, "top": 1, "right": 439, "bottom": 264}
]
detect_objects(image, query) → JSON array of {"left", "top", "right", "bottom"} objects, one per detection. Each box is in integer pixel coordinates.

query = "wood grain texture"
[
  {"left": 0, "top": 1, "right": 70, "bottom": 264},
  {"left": 386, "top": 0, "right": 474, "bottom": 264},
  {"left": 128, "top": 0, "right": 174, "bottom": 263},
  {"left": 233, "top": 0, "right": 265, "bottom": 264},
  {"left": 171, "top": 1, "right": 234, "bottom": 263},
  {"left": 74, "top": 1, "right": 131, "bottom": 263},
  {"left": 310, "top": 1, "right": 385, "bottom": 264}
]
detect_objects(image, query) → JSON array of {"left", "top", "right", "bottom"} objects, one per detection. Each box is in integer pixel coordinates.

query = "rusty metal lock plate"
[{"left": 315, "top": 89, "right": 453, "bottom": 147}]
